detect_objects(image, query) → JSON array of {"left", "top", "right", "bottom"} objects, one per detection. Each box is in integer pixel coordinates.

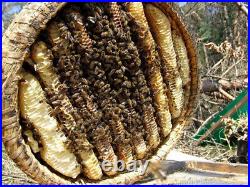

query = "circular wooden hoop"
[{"left": 2, "top": 2, "right": 199, "bottom": 184}]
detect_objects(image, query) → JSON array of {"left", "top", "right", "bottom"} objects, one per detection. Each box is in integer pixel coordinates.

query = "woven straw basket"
[{"left": 2, "top": 2, "right": 199, "bottom": 184}]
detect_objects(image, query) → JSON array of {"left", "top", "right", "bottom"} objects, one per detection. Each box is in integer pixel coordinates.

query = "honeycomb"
[{"left": 2, "top": 2, "right": 199, "bottom": 184}]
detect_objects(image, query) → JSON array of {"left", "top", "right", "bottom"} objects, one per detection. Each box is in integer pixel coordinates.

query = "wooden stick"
[
  {"left": 208, "top": 92, "right": 232, "bottom": 101},
  {"left": 218, "top": 79, "right": 247, "bottom": 90},
  {"left": 201, "top": 78, "right": 246, "bottom": 93},
  {"left": 151, "top": 160, "right": 248, "bottom": 175},
  {"left": 236, "top": 2, "right": 248, "bottom": 16},
  {"left": 141, "top": 160, "right": 248, "bottom": 184},
  {"left": 221, "top": 60, "right": 242, "bottom": 78},
  {"left": 187, "top": 161, "right": 248, "bottom": 175},
  {"left": 218, "top": 87, "right": 235, "bottom": 100}
]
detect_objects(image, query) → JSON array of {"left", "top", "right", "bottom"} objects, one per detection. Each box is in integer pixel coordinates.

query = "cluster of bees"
[{"left": 18, "top": 2, "right": 193, "bottom": 181}]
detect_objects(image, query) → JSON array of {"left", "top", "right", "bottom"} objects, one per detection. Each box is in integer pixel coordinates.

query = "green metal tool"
[{"left": 193, "top": 89, "right": 248, "bottom": 145}]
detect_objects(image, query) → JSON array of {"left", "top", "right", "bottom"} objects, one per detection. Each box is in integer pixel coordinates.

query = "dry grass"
[
  {"left": 175, "top": 114, "right": 248, "bottom": 163},
  {"left": 224, "top": 114, "right": 248, "bottom": 143},
  {"left": 2, "top": 145, "right": 36, "bottom": 184}
]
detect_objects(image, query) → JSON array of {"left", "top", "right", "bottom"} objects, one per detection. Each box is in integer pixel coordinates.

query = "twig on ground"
[
  {"left": 218, "top": 87, "right": 235, "bottom": 100},
  {"left": 236, "top": 2, "right": 248, "bottom": 16},
  {"left": 221, "top": 60, "right": 242, "bottom": 78}
]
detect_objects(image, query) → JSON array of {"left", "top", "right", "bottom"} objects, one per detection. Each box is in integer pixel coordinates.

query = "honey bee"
[
  {"left": 111, "top": 39, "right": 117, "bottom": 44},
  {"left": 100, "top": 84, "right": 111, "bottom": 94},
  {"left": 114, "top": 69, "right": 123, "bottom": 76},
  {"left": 95, "top": 6, "right": 103, "bottom": 16},
  {"left": 94, "top": 80, "right": 104, "bottom": 88},
  {"left": 113, "top": 78, "right": 123, "bottom": 85},
  {"left": 126, "top": 99, "right": 133, "bottom": 108},
  {"left": 122, "top": 81, "right": 132, "bottom": 88},
  {"left": 106, "top": 44, "right": 114, "bottom": 55},
  {"left": 87, "top": 16, "right": 97, "bottom": 24},
  {"left": 104, "top": 54, "right": 113, "bottom": 62},
  {"left": 94, "top": 67, "right": 105, "bottom": 78},
  {"left": 118, "top": 103, "right": 126, "bottom": 110},
  {"left": 127, "top": 43, "right": 136, "bottom": 52},
  {"left": 101, "top": 31, "right": 112, "bottom": 38},
  {"left": 92, "top": 34, "right": 99, "bottom": 40},
  {"left": 89, "top": 60, "right": 99, "bottom": 70}
]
